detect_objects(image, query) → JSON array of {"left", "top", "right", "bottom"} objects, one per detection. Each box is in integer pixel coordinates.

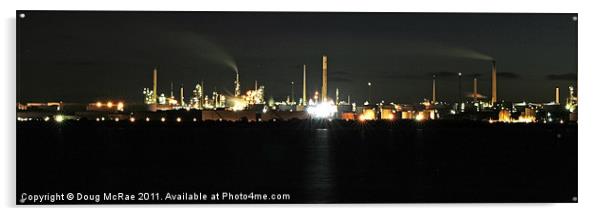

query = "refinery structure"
[{"left": 17, "top": 54, "right": 578, "bottom": 124}]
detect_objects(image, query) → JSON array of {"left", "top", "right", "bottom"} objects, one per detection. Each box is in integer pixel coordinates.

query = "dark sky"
[{"left": 17, "top": 11, "right": 577, "bottom": 104}]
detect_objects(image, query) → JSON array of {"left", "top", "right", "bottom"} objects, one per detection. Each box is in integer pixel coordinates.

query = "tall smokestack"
[
  {"left": 201, "top": 81, "right": 204, "bottom": 105},
  {"left": 473, "top": 77, "right": 478, "bottom": 102},
  {"left": 322, "top": 55, "right": 328, "bottom": 102},
  {"left": 180, "top": 84, "right": 184, "bottom": 105},
  {"left": 432, "top": 74, "right": 436, "bottom": 104},
  {"left": 491, "top": 60, "right": 497, "bottom": 104},
  {"left": 234, "top": 71, "right": 240, "bottom": 97},
  {"left": 555, "top": 86, "right": 560, "bottom": 104},
  {"left": 152, "top": 67, "right": 158, "bottom": 103},
  {"left": 303, "top": 64, "right": 307, "bottom": 106},
  {"left": 290, "top": 81, "right": 295, "bottom": 104}
]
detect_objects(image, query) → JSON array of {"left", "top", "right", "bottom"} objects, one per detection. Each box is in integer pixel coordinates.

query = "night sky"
[{"left": 17, "top": 11, "right": 577, "bottom": 104}]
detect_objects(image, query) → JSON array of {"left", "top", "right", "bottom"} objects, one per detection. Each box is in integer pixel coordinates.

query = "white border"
[{"left": 2, "top": 0, "right": 600, "bottom": 215}]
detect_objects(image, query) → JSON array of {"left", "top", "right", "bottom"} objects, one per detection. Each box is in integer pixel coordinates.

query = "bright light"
[
  {"left": 129, "top": 117, "right": 135, "bottom": 122},
  {"left": 415, "top": 112, "right": 425, "bottom": 121},
  {"left": 96, "top": 117, "right": 100, "bottom": 122},
  {"left": 161, "top": 117, "right": 166, "bottom": 122},
  {"left": 96, "top": 102, "right": 102, "bottom": 107},
  {"left": 193, "top": 118, "right": 197, "bottom": 122},
  {"left": 176, "top": 117, "right": 182, "bottom": 122},
  {"left": 307, "top": 101, "right": 337, "bottom": 118},
  {"left": 54, "top": 115, "right": 64, "bottom": 123},
  {"left": 117, "top": 102, "right": 124, "bottom": 111},
  {"left": 146, "top": 117, "right": 150, "bottom": 122},
  {"left": 232, "top": 101, "right": 245, "bottom": 111},
  {"left": 107, "top": 101, "right": 113, "bottom": 108},
  {"left": 115, "top": 118, "right": 120, "bottom": 122},
  {"left": 359, "top": 109, "right": 376, "bottom": 121},
  {"left": 44, "top": 116, "right": 50, "bottom": 122},
  {"left": 101, "top": 117, "right": 105, "bottom": 121}
]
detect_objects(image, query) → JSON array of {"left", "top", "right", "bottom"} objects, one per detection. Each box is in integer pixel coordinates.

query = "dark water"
[{"left": 17, "top": 120, "right": 577, "bottom": 203}]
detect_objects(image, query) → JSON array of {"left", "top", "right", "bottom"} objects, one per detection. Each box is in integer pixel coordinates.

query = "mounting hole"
[
  {"left": 19, "top": 13, "right": 26, "bottom": 19},
  {"left": 572, "top": 16, "right": 577, "bottom": 21},
  {"left": 572, "top": 196, "right": 577, "bottom": 202}
]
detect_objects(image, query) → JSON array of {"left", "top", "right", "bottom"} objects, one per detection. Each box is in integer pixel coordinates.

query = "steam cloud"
[
  {"left": 173, "top": 32, "right": 239, "bottom": 74},
  {"left": 444, "top": 47, "right": 494, "bottom": 61}
]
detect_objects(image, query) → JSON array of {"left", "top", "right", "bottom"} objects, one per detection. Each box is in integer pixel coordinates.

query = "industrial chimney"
[
  {"left": 432, "top": 74, "right": 437, "bottom": 104},
  {"left": 473, "top": 77, "right": 478, "bottom": 102},
  {"left": 152, "top": 67, "right": 158, "bottom": 104},
  {"left": 180, "top": 84, "right": 184, "bottom": 105},
  {"left": 322, "top": 55, "right": 328, "bottom": 102},
  {"left": 303, "top": 64, "right": 307, "bottom": 106},
  {"left": 335, "top": 88, "right": 339, "bottom": 105},
  {"left": 491, "top": 60, "right": 497, "bottom": 104},
  {"left": 458, "top": 72, "right": 463, "bottom": 104}
]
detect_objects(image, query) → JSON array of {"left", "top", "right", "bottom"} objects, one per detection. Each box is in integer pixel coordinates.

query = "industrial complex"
[{"left": 17, "top": 54, "right": 578, "bottom": 124}]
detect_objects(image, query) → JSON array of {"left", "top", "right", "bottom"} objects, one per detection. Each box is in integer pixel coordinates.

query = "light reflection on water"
[{"left": 304, "top": 128, "right": 335, "bottom": 202}]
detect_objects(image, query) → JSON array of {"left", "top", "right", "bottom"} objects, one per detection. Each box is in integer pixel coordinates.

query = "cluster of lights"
[
  {"left": 95, "top": 101, "right": 125, "bottom": 111},
  {"left": 17, "top": 117, "right": 33, "bottom": 122},
  {"left": 230, "top": 98, "right": 247, "bottom": 112},
  {"left": 358, "top": 109, "right": 376, "bottom": 121},
  {"left": 17, "top": 116, "right": 53, "bottom": 122}
]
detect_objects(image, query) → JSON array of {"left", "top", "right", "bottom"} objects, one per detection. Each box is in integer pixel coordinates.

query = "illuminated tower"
[
  {"left": 321, "top": 55, "right": 328, "bottom": 102},
  {"left": 234, "top": 70, "right": 240, "bottom": 97},
  {"left": 491, "top": 60, "right": 497, "bottom": 104},
  {"left": 432, "top": 74, "right": 436, "bottom": 104},
  {"left": 303, "top": 64, "right": 307, "bottom": 106},
  {"left": 152, "top": 67, "right": 158, "bottom": 104},
  {"left": 193, "top": 83, "right": 203, "bottom": 109},
  {"left": 555, "top": 86, "right": 560, "bottom": 104}
]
